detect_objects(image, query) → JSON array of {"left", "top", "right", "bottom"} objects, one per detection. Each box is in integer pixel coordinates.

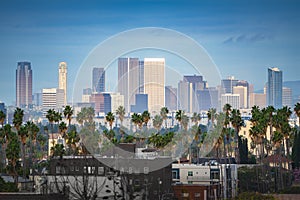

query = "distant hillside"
[{"left": 254, "top": 80, "right": 300, "bottom": 99}]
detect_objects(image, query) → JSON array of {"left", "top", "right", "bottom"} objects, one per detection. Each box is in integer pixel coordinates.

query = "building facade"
[
  {"left": 144, "top": 58, "right": 165, "bottom": 113},
  {"left": 267, "top": 67, "right": 282, "bottom": 108},
  {"left": 16, "top": 61, "right": 32, "bottom": 108},
  {"left": 233, "top": 85, "right": 248, "bottom": 109},
  {"left": 118, "top": 58, "right": 141, "bottom": 112},
  {"left": 42, "top": 88, "right": 65, "bottom": 112},
  {"left": 282, "top": 87, "right": 292, "bottom": 108},
  {"left": 165, "top": 86, "right": 177, "bottom": 111},
  {"left": 58, "top": 62, "right": 67, "bottom": 105},
  {"left": 221, "top": 94, "right": 240, "bottom": 110},
  {"left": 92, "top": 67, "right": 105, "bottom": 93}
]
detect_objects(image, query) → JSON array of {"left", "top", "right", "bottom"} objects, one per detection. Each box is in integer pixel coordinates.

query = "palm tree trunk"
[{"left": 22, "top": 143, "right": 26, "bottom": 179}]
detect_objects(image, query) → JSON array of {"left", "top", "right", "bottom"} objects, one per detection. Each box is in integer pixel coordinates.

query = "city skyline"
[{"left": 0, "top": 0, "right": 299, "bottom": 105}]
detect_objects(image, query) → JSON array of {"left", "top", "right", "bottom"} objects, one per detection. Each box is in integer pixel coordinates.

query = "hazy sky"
[{"left": 0, "top": 0, "right": 299, "bottom": 105}]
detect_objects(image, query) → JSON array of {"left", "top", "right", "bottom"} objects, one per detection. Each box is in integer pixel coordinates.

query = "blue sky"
[{"left": 0, "top": 0, "right": 299, "bottom": 105}]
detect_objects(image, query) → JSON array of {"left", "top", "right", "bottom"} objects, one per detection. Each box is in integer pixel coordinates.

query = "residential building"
[
  {"left": 58, "top": 62, "right": 67, "bottom": 105},
  {"left": 172, "top": 162, "right": 238, "bottom": 199},
  {"left": 16, "top": 61, "right": 32, "bottom": 108},
  {"left": 144, "top": 58, "right": 165, "bottom": 113},
  {"left": 92, "top": 67, "right": 105, "bottom": 93},
  {"left": 267, "top": 67, "right": 282, "bottom": 108}
]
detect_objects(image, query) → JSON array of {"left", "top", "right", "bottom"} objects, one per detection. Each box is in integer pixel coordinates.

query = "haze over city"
[{"left": 0, "top": 0, "right": 300, "bottom": 105}]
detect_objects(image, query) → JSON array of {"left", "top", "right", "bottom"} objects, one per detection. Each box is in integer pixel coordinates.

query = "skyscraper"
[
  {"left": 178, "top": 75, "right": 206, "bottom": 113},
  {"left": 233, "top": 85, "right": 247, "bottom": 109},
  {"left": 92, "top": 67, "right": 105, "bottom": 93},
  {"left": 118, "top": 58, "right": 141, "bottom": 112},
  {"left": 16, "top": 61, "right": 32, "bottom": 108},
  {"left": 58, "top": 62, "right": 67, "bottom": 105},
  {"left": 267, "top": 67, "right": 282, "bottom": 108},
  {"left": 282, "top": 87, "right": 292, "bottom": 108},
  {"left": 144, "top": 58, "right": 165, "bottom": 113},
  {"left": 221, "top": 76, "right": 238, "bottom": 94}
]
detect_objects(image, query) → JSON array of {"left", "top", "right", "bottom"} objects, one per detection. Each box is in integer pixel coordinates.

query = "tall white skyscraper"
[
  {"left": 144, "top": 58, "right": 165, "bottom": 113},
  {"left": 58, "top": 62, "right": 67, "bottom": 105},
  {"left": 42, "top": 88, "right": 64, "bottom": 112},
  {"left": 118, "top": 58, "right": 141, "bottom": 112}
]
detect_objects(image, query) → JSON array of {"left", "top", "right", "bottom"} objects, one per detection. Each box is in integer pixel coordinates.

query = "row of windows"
[{"left": 55, "top": 165, "right": 149, "bottom": 175}]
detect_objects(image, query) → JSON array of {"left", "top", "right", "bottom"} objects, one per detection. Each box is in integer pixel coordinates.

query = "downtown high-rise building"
[
  {"left": 92, "top": 67, "right": 105, "bottom": 93},
  {"left": 42, "top": 88, "right": 64, "bottom": 112},
  {"left": 282, "top": 87, "right": 292, "bottom": 108},
  {"left": 16, "top": 61, "right": 32, "bottom": 108},
  {"left": 221, "top": 76, "right": 238, "bottom": 94},
  {"left": 58, "top": 62, "right": 67, "bottom": 105},
  {"left": 144, "top": 58, "right": 165, "bottom": 113},
  {"left": 178, "top": 75, "right": 206, "bottom": 113},
  {"left": 267, "top": 67, "right": 282, "bottom": 108},
  {"left": 118, "top": 58, "right": 141, "bottom": 112}
]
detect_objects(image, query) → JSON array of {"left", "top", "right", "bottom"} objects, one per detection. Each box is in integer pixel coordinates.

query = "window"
[
  {"left": 172, "top": 171, "right": 178, "bottom": 179},
  {"left": 75, "top": 166, "right": 79, "bottom": 171},
  {"left": 188, "top": 171, "right": 193, "bottom": 176},
  {"left": 98, "top": 167, "right": 104, "bottom": 175}
]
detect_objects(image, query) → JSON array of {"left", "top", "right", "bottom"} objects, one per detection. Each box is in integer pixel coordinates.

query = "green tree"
[
  {"left": 63, "top": 105, "right": 74, "bottom": 127},
  {"left": 46, "top": 109, "right": 55, "bottom": 131},
  {"left": 230, "top": 109, "right": 243, "bottom": 163},
  {"left": 207, "top": 108, "right": 217, "bottom": 125},
  {"left": 105, "top": 112, "right": 115, "bottom": 130},
  {"left": 51, "top": 144, "right": 65, "bottom": 158},
  {"left": 65, "top": 129, "right": 80, "bottom": 155},
  {"left": 181, "top": 114, "right": 189, "bottom": 131},
  {"left": 294, "top": 102, "right": 300, "bottom": 128},
  {"left": 160, "top": 107, "right": 169, "bottom": 128},
  {"left": 18, "top": 125, "right": 28, "bottom": 179},
  {"left": 142, "top": 110, "right": 151, "bottom": 127},
  {"left": 0, "top": 110, "right": 5, "bottom": 127},
  {"left": 153, "top": 115, "right": 163, "bottom": 132},
  {"left": 59, "top": 122, "right": 68, "bottom": 137},
  {"left": 6, "top": 130, "right": 20, "bottom": 184},
  {"left": 191, "top": 112, "right": 201, "bottom": 126},
  {"left": 116, "top": 106, "right": 125, "bottom": 126},
  {"left": 37, "top": 134, "right": 47, "bottom": 159},
  {"left": 24, "top": 121, "right": 39, "bottom": 168},
  {"left": 13, "top": 107, "right": 24, "bottom": 131},
  {"left": 131, "top": 113, "right": 143, "bottom": 130},
  {"left": 175, "top": 110, "right": 184, "bottom": 129}
]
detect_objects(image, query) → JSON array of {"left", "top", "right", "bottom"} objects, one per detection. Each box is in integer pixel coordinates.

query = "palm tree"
[
  {"left": 294, "top": 103, "right": 300, "bottom": 128},
  {"left": 13, "top": 107, "right": 24, "bottom": 131},
  {"left": 6, "top": 130, "right": 20, "bottom": 184},
  {"left": 59, "top": 122, "right": 68, "bottom": 137},
  {"left": 181, "top": 114, "right": 189, "bottom": 131},
  {"left": 105, "top": 112, "right": 115, "bottom": 130},
  {"left": 175, "top": 110, "right": 184, "bottom": 129},
  {"left": 46, "top": 109, "right": 55, "bottom": 131},
  {"left": 230, "top": 109, "right": 243, "bottom": 163},
  {"left": 153, "top": 115, "right": 163, "bottom": 132},
  {"left": 18, "top": 125, "right": 28, "bottom": 179},
  {"left": 63, "top": 105, "right": 74, "bottom": 127},
  {"left": 65, "top": 130, "right": 80, "bottom": 155},
  {"left": 54, "top": 111, "right": 62, "bottom": 126},
  {"left": 207, "top": 108, "right": 217, "bottom": 125},
  {"left": 51, "top": 144, "right": 65, "bottom": 158},
  {"left": 37, "top": 134, "right": 47, "bottom": 158},
  {"left": 0, "top": 110, "right": 5, "bottom": 127},
  {"left": 116, "top": 106, "right": 125, "bottom": 126},
  {"left": 265, "top": 106, "right": 276, "bottom": 140},
  {"left": 160, "top": 107, "right": 169, "bottom": 128},
  {"left": 24, "top": 121, "right": 39, "bottom": 167},
  {"left": 191, "top": 112, "right": 201, "bottom": 126},
  {"left": 131, "top": 113, "right": 143, "bottom": 131},
  {"left": 142, "top": 110, "right": 151, "bottom": 127}
]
